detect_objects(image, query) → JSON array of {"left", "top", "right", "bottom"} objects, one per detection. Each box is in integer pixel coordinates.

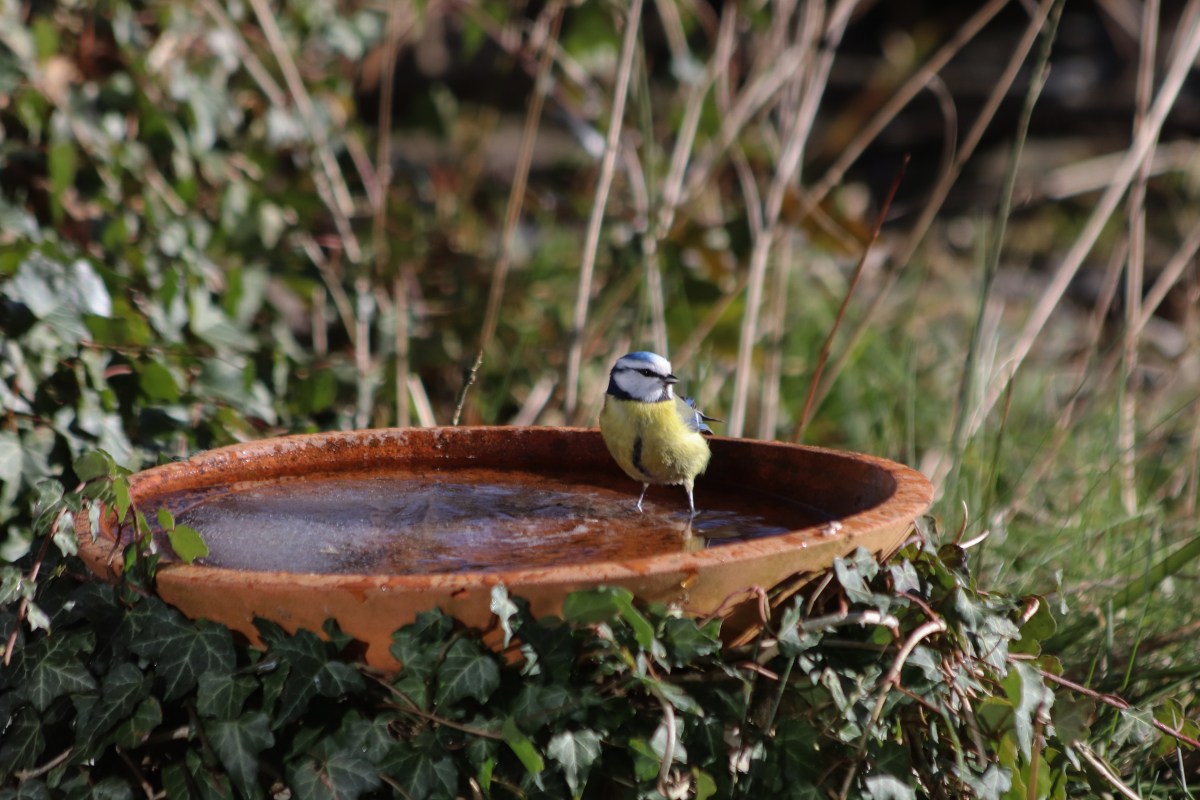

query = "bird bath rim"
[{"left": 75, "top": 426, "right": 934, "bottom": 668}]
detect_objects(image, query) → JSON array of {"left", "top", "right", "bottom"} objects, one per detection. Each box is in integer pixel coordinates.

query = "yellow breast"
[{"left": 599, "top": 397, "right": 711, "bottom": 488}]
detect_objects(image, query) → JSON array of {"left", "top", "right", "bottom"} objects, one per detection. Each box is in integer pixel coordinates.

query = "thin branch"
[
  {"left": 839, "top": 618, "right": 948, "bottom": 799},
  {"left": 1075, "top": 743, "right": 1144, "bottom": 800},
  {"left": 564, "top": 0, "right": 646, "bottom": 419}
]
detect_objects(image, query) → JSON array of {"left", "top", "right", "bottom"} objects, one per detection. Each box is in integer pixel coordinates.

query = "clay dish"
[{"left": 75, "top": 427, "right": 933, "bottom": 668}]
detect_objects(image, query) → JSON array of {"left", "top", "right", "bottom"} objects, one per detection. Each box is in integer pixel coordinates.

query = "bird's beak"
[{"left": 665, "top": 374, "right": 679, "bottom": 384}]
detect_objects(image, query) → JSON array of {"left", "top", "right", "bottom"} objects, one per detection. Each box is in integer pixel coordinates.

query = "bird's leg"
[
  {"left": 636, "top": 483, "right": 649, "bottom": 512},
  {"left": 685, "top": 484, "right": 697, "bottom": 517}
]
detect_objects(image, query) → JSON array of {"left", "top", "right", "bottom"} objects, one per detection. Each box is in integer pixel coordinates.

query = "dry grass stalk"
[
  {"left": 453, "top": 3, "right": 565, "bottom": 426},
  {"left": 564, "top": 0, "right": 646, "bottom": 420},
  {"left": 729, "top": 0, "right": 860, "bottom": 437},
  {"left": 1120, "top": 0, "right": 1160, "bottom": 513},
  {"left": 816, "top": 0, "right": 1059, "bottom": 416},
  {"left": 372, "top": 2, "right": 411, "bottom": 425},
  {"left": 246, "top": 0, "right": 362, "bottom": 265},
  {"left": 794, "top": 156, "right": 908, "bottom": 443},
  {"left": 972, "top": 0, "right": 1200, "bottom": 441}
]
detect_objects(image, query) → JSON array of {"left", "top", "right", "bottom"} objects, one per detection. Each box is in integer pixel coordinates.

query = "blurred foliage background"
[{"left": 1, "top": 0, "right": 1200, "bottom": 791}]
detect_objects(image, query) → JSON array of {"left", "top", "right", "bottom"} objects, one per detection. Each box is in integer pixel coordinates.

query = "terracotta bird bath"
[{"left": 75, "top": 427, "right": 933, "bottom": 669}]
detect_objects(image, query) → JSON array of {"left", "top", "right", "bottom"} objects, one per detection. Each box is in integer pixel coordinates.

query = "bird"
[{"left": 599, "top": 351, "right": 716, "bottom": 516}]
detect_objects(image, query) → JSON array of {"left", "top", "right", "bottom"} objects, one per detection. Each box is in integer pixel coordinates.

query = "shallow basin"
[{"left": 76, "top": 426, "right": 933, "bottom": 668}]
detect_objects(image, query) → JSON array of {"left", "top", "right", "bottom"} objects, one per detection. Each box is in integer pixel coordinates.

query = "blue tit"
[{"left": 599, "top": 351, "right": 717, "bottom": 516}]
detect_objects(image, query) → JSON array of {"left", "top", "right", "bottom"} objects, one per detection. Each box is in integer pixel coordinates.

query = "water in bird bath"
[{"left": 153, "top": 467, "right": 828, "bottom": 575}]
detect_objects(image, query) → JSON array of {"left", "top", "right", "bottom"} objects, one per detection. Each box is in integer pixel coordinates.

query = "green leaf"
[
  {"left": 562, "top": 586, "right": 630, "bottom": 624},
  {"left": 197, "top": 671, "right": 258, "bottom": 719},
  {"left": 114, "top": 696, "right": 163, "bottom": 748},
  {"left": 16, "top": 632, "right": 97, "bottom": 711},
  {"left": 139, "top": 360, "right": 180, "bottom": 402},
  {"left": 90, "top": 777, "right": 135, "bottom": 800},
  {"left": 490, "top": 584, "right": 519, "bottom": 648},
  {"left": 833, "top": 548, "right": 880, "bottom": 606},
  {"left": 156, "top": 507, "right": 175, "bottom": 530},
  {"left": 1004, "top": 661, "right": 1053, "bottom": 761},
  {"left": 383, "top": 746, "right": 459, "bottom": 800},
  {"left": 501, "top": 716, "right": 545, "bottom": 775},
  {"left": 864, "top": 774, "right": 916, "bottom": 800},
  {"left": 73, "top": 450, "right": 115, "bottom": 482},
  {"left": 547, "top": 728, "right": 601, "bottom": 795},
  {"left": 168, "top": 523, "right": 209, "bottom": 564},
  {"left": 260, "top": 627, "right": 332, "bottom": 726},
  {"left": 662, "top": 616, "right": 721, "bottom": 664},
  {"left": 74, "top": 662, "right": 151, "bottom": 744},
  {"left": 114, "top": 477, "right": 132, "bottom": 523},
  {"left": 435, "top": 638, "right": 500, "bottom": 707},
  {"left": 130, "top": 602, "right": 235, "bottom": 701},
  {"left": 207, "top": 712, "right": 274, "bottom": 799},
  {"left": 318, "top": 752, "right": 383, "bottom": 799},
  {"left": 0, "top": 708, "right": 45, "bottom": 775}
]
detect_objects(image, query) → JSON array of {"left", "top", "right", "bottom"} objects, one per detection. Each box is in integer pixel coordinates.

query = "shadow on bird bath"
[{"left": 75, "top": 427, "right": 933, "bottom": 669}]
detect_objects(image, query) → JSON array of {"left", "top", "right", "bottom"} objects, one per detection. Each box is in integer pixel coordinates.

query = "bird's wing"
[{"left": 675, "top": 395, "right": 719, "bottom": 434}]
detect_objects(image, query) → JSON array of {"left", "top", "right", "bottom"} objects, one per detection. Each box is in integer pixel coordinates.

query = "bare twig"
[
  {"left": 1075, "top": 743, "right": 1143, "bottom": 800},
  {"left": 839, "top": 618, "right": 948, "bottom": 799},
  {"left": 564, "top": 0, "right": 645, "bottom": 419}
]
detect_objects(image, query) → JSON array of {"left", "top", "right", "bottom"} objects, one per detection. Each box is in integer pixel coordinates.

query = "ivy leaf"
[
  {"left": 130, "top": 602, "right": 235, "bottom": 701},
  {"left": 73, "top": 450, "right": 115, "bottom": 482},
  {"left": 490, "top": 584, "right": 519, "bottom": 648},
  {"left": 435, "top": 638, "right": 499, "bottom": 707},
  {"left": 17, "top": 632, "right": 97, "bottom": 711},
  {"left": 662, "top": 616, "right": 721, "bottom": 664},
  {"left": 291, "top": 752, "right": 381, "bottom": 800},
  {"left": 863, "top": 774, "right": 916, "bottom": 800},
  {"left": 562, "top": 586, "right": 629, "bottom": 624},
  {"left": 383, "top": 746, "right": 459, "bottom": 800},
  {"left": 833, "top": 548, "right": 879, "bottom": 606},
  {"left": 1004, "top": 661, "right": 1053, "bottom": 761},
  {"left": 114, "top": 696, "right": 163, "bottom": 748},
  {"left": 91, "top": 776, "right": 136, "bottom": 800},
  {"left": 113, "top": 477, "right": 132, "bottom": 523},
  {"left": 0, "top": 707, "right": 45, "bottom": 774},
  {"left": 74, "top": 662, "right": 151, "bottom": 744},
  {"left": 516, "top": 616, "right": 575, "bottom": 684},
  {"left": 208, "top": 711, "right": 274, "bottom": 799},
  {"left": 166, "top": 522, "right": 208, "bottom": 565},
  {"left": 501, "top": 716, "right": 544, "bottom": 775},
  {"left": 509, "top": 683, "right": 579, "bottom": 731},
  {"left": 390, "top": 609, "right": 453, "bottom": 676},
  {"left": 546, "top": 728, "right": 601, "bottom": 795},
  {"left": 316, "top": 660, "right": 365, "bottom": 698},
  {"left": 138, "top": 360, "right": 180, "bottom": 402},
  {"left": 197, "top": 671, "right": 258, "bottom": 719},
  {"left": 263, "top": 628, "right": 327, "bottom": 727}
]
